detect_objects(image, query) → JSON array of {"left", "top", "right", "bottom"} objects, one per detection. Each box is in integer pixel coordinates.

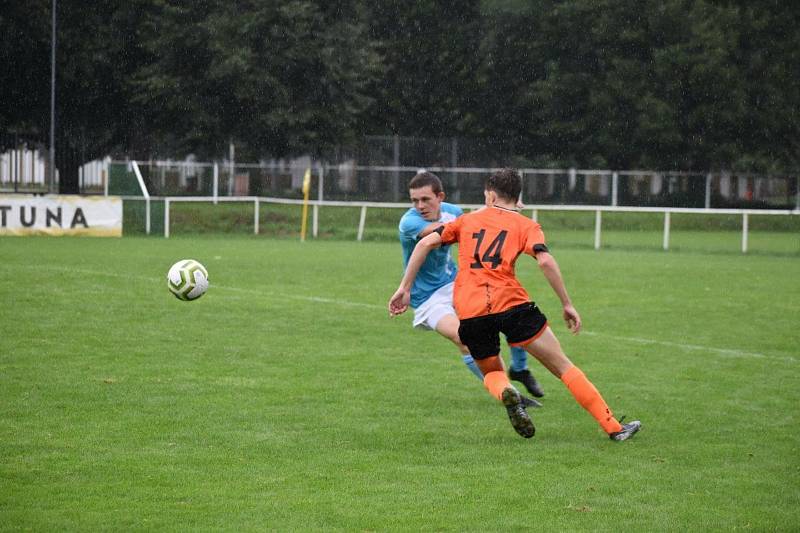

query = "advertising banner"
[{"left": 0, "top": 194, "right": 122, "bottom": 237}]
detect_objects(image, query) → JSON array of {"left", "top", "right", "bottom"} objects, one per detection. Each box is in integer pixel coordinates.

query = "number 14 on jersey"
[{"left": 470, "top": 229, "right": 507, "bottom": 269}]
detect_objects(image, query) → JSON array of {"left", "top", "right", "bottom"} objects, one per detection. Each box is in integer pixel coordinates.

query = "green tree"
[
  {"left": 3, "top": 0, "right": 798, "bottom": 180},
  {"left": 134, "top": 1, "right": 379, "bottom": 159},
  {"left": 474, "top": 7, "right": 547, "bottom": 161},
  {"left": 0, "top": 1, "right": 51, "bottom": 140},
  {"left": 0, "top": 0, "right": 151, "bottom": 192},
  {"left": 479, "top": 0, "right": 799, "bottom": 172},
  {"left": 363, "top": 0, "right": 484, "bottom": 136},
  {"left": 726, "top": 0, "right": 800, "bottom": 172},
  {"left": 55, "top": 0, "right": 152, "bottom": 191}
]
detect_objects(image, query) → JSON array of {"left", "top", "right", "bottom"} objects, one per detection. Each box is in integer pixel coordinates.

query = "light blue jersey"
[{"left": 398, "top": 202, "right": 463, "bottom": 308}]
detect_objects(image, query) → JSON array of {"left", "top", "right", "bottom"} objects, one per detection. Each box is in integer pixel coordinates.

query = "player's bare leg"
[
  {"left": 523, "top": 327, "right": 640, "bottom": 440},
  {"left": 434, "top": 314, "right": 470, "bottom": 354},
  {"left": 520, "top": 327, "right": 574, "bottom": 378}
]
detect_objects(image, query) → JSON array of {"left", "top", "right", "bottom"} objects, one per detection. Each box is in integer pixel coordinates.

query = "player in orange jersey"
[
  {"left": 389, "top": 168, "right": 641, "bottom": 440},
  {"left": 400, "top": 171, "right": 544, "bottom": 402}
]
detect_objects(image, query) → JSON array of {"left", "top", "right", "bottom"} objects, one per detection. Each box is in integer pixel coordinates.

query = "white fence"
[
  {"left": 131, "top": 195, "right": 797, "bottom": 254},
  {"left": 1, "top": 148, "right": 49, "bottom": 189},
  {"left": 1, "top": 149, "right": 109, "bottom": 193},
  {"left": 78, "top": 156, "right": 110, "bottom": 192},
  {"left": 109, "top": 159, "right": 800, "bottom": 211},
  {"left": 100, "top": 157, "right": 799, "bottom": 253}
]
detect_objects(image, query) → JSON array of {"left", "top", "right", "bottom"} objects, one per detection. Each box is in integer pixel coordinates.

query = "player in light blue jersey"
[{"left": 397, "top": 171, "right": 544, "bottom": 400}]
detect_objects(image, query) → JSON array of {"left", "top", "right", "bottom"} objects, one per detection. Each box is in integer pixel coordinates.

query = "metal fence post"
[
  {"left": 391, "top": 135, "right": 400, "bottom": 202},
  {"left": 164, "top": 198, "right": 170, "bottom": 238},
  {"left": 741, "top": 212, "right": 749, "bottom": 253},
  {"left": 594, "top": 209, "right": 602, "bottom": 250},
  {"left": 213, "top": 163, "right": 219, "bottom": 204},
  {"left": 228, "top": 141, "right": 235, "bottom": 197},
  {"left": 254, "top": 197, "right": 259, "bottom": 235},
  {"left": 357, "top": 205, "right": 367, "bottom": 242},
  {"left": 612, "top": 171, "right": 618, "bottom": 206},
  {"left": 705, "top": 173, "right": 712, "bottom": 209},
  {"left": 131, "top": 160, "right": 151, "bottom": 235},
  {"left": 663, "top": 211, "right": 671, "bottom": 251},
  {"left": 314, "top": 163, "right": 323, "bottom": 238}
]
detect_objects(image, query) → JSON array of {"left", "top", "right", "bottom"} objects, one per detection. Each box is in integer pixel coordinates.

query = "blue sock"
[
  {"left": 510, "top": 346, "right": 528, "bottom": 372},
  {"left": 462, "top": 354, "right": 484, "bottom": 380}
]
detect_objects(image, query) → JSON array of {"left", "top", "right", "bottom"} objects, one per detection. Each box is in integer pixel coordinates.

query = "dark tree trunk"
[{"left": 56, "top": 143, "right": 80, "bottom": 194}]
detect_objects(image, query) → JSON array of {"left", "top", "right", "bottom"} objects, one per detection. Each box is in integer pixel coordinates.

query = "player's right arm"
[
  {"left": 417, "top": 204, "right": 463, "bottom": 238},
  {"left": 417, "top": 221, "right": 444, "bottom": 239},
  {"left": 388, "top": 231, "right": 443, "bottom": 316}
]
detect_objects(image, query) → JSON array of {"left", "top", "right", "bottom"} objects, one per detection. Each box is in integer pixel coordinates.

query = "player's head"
[
  {"left": 409, "top": 171, "right": 445, "bottom": 221},
  {"left": 485, "top": 168, "right": 522, "bottom": 205}
]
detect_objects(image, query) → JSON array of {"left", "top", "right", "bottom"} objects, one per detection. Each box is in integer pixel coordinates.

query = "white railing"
[
  {"left": 138, "top": 196, "right": 798, "bottom": 254},
  {"left": 110, "top": 160, "right": 800, "bottom": 211}
]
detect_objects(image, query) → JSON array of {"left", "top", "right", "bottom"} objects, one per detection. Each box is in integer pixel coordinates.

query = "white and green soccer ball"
[{"left": 167, "top": 259, "right": 209, "bottom": 301}]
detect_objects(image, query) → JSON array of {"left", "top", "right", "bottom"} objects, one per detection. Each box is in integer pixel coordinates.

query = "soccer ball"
[{"left": 167, "top": 259, "right": 209, "bottom": 301}]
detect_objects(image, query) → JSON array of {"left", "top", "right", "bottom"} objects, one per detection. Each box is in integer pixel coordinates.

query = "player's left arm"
[
  {"left": 388, "top": 231, "right": 443, "bottom": 316},
  {"left": 534, "top": 247, "right": 582, "bottom": 334}
]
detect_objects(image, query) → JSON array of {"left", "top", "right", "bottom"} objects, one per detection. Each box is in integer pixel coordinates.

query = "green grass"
[{"left": 1, "top": 236, "right": 799, "bottom": 530}]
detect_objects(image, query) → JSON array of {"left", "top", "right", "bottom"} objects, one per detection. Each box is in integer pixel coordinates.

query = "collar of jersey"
[{"left": 491, "top": 205, "right": 519, "bottom": 212}]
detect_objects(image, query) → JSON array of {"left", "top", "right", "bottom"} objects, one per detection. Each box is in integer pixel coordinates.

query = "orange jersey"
[{"left": 439, "top": 206, "right": 546, "bottom": 319}]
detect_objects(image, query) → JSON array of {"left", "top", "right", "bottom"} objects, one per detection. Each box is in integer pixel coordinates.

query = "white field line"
[
  {"left": 16, "top": 264, "right": 385, "bottom": 310},
  {"left": 214, "top": 284, "right": 383, "bottom": 310},
  {"left": 13, "top": 264, "right": 796, "bottom": 363},
  {"left": 581, "top": 331, "right": 796, "bottom": 364}
]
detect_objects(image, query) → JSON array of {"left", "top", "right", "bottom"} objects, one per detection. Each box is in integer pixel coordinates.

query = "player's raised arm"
[
  {"left": 388, "top": 231, "right": 443, "bottom": 316},
  {"left": 534, "top": 250, "right": 582, "bottom": 334},
  {"left": 417, "top": 222, "right": 444, "bottom": 239}
]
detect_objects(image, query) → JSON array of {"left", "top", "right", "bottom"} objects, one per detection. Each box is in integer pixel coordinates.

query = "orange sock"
[
  {"left": 483, "top": 370, "right": 511, "bottom": 401},
  {"left": 561, "top": 365, "right": 623, "bottom": 434}
]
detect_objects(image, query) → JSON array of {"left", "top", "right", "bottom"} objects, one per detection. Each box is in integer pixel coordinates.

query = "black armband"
[
  {"left": 532, "top": 243, "right": 549, "bottom": 255},
  {"left": 433, "top": 225, "right": 445, "bottom": 235}
]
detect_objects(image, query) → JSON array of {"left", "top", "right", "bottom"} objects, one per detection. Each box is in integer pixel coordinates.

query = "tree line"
[{"left": 2, "top": 0, "right": 798, "bottom": 192}]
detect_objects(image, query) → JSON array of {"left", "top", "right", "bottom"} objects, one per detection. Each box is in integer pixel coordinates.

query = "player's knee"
[{"left": 436, "top": 324, "right": 462, "bottom": 344}]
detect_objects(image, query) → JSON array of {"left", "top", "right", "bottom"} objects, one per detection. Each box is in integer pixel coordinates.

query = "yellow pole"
[{"left": 300, "top": 167, "right": 311, "bottom": 242}]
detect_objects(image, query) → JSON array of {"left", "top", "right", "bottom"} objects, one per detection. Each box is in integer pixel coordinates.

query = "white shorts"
[{"left": 412, "top": 282, "right": 456, "bottom": 331}]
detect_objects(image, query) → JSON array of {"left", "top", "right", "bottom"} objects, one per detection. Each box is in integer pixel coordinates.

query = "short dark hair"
[
  {"left": 408, "top": 171, "right": 443, "bottom": 194},
  {"left": 486, "top": 168, "right": 521, "bottom": 201}
]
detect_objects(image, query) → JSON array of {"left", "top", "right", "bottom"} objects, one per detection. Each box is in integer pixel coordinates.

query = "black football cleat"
[
  {"left": 520, "top": 395, "right": 543, "bottom": 409},
  {"left": 609, "top": 419, "right": 642, "bottom": 441},
  {"left": 509, "top": 368, "right": 545, "bottom": 398},
  {"left": 501, "top": 387, "right": 535, "bottom": 438}
]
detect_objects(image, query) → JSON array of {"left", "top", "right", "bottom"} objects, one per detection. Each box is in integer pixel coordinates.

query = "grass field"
[{"left": 1, "top": 234, "right": 799, "bottom": 530}]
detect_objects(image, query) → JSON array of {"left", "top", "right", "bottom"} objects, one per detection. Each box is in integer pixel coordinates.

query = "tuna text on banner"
[{"left": 0, "top": 194, "right": 123, "bottom": 237}]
